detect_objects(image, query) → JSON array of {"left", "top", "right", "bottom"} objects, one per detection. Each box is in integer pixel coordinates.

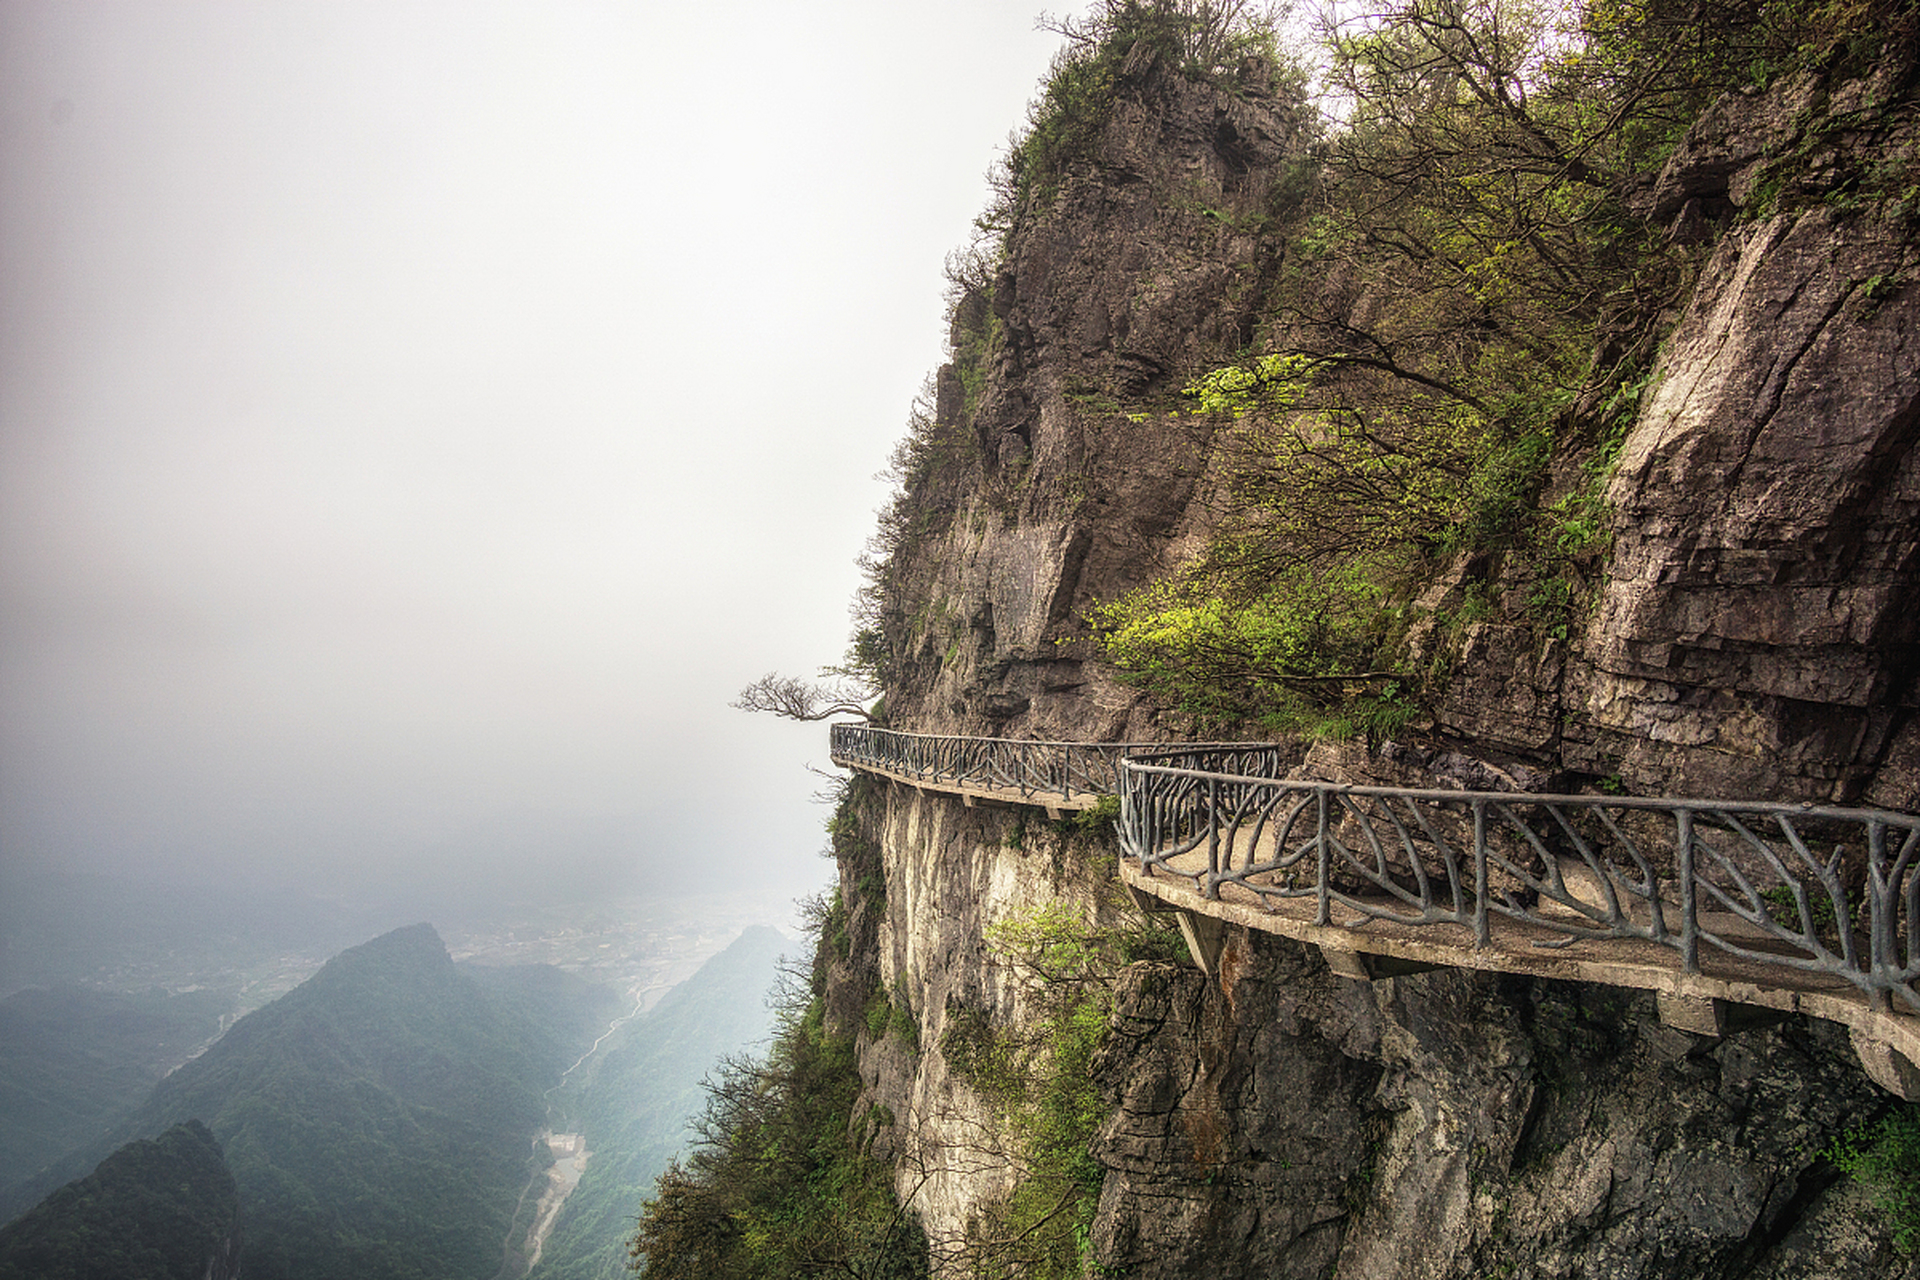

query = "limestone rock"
[
  {"left": 1092, "top": 933, "right": 1894, "bottom": 1280},
  {"left": 844, "top": 41, "right": 1920, "bottom": 1280},
  {"left": 1575, "top": 203, "right": 1920, "bottom": 801}
]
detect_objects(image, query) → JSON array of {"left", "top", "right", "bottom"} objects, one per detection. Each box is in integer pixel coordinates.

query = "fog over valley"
[
  {"left": 0, "top": 0, "right": 1067, "bottom": 913},
  {"left": 0, "top": 7, "right": 1077, "bottom": 1269}
]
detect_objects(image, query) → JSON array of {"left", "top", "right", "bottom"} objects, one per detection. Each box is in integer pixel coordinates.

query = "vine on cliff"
[{"left": 938, "top": 895, "right": 1183, "bottom": 1280}]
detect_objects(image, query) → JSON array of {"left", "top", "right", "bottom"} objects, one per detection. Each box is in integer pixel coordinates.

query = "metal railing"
[
  {"left": 827, "top": 727, "right": 1920, "bottom": 1014},
  {"left": 829, "top": 723, "right": 1164, "bottom": 803},
  {"left": 1118, "top": 752, "right": 1920, "bottom": 1015}
]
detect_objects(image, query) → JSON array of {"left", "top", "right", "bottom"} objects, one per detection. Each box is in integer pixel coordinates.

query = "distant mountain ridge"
[
  {"left": 1, "top": 923, "right": 618, "bottom": 1280},
  {"left": 0, "top": 1120, "right": 240, "bottom": 1280},
  {"left": 0, "top": 984, "right": 229, "bottom": 1193}
]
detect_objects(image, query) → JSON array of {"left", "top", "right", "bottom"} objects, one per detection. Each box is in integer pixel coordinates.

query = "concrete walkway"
[{"left": 834, "top": 732, "right": 1920, "bottom": 1099}]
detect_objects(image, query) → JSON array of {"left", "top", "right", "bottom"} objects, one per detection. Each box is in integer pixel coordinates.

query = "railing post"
[
  {"left": 1677, "top": 807, "right": 1699, "bottom": 974},
  {"left": 1474, "top": 805, "right": 1489, "bottom": 948},
  {"left": 1149, "top": 779, "right": 1162, "bottom": 872},
  {"left": 1868, "top": 822, "right": 1892, "bottom": 1012},
  {"left": 1316, "top": 787, "right": 1331, "bottom": 926},
  {"left": 1472, "top": 799, "right": 1489, "bottom": 947},
  {"left": 1207, "top": 778, "right": 1221, "bottom": 901}
]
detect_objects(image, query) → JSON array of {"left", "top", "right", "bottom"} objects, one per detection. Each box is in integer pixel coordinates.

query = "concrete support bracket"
[
  {"left": 1852, "top": 1026, "right": 1920, "bottom": 1100},
  {"left": 1176, "top": 910, "right": 1227, "bottom": 978},
  {"left": 1319, "top": 946, "right": 1445, "bottom": 982},
  {"left": 1124, "top": 883, "right": 1176, "bottom": 916},
  {"left": 1657, "top": 992, "right": 1728, "bottom": 1037}
]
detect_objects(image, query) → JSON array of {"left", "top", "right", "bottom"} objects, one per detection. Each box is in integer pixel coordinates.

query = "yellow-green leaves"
[
  {"left": 1182, "top": 352, "right": 1314, "bottom": 416},
  {"left": 1089, "top": 555, "right": 1417, "bottom": 732}
]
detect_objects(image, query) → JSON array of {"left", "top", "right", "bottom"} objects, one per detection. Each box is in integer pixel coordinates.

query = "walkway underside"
[
  {"left": 1121, "top": 855, "right": 1920, "bottom": 1098},
  {"left": 850, "top": 759, "right": 1106, "bottom": 817}
]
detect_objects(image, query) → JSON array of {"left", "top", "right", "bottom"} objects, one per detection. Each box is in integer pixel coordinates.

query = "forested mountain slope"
[
  {"left": 530, "top": 924, "right": 788, "bottom": 1280},
  {"left": 1, "top": 924, "right": 617, "bottom": 1280},
  {"left": 0, "top": 1121, "right": 240, "bottom": 1280}
]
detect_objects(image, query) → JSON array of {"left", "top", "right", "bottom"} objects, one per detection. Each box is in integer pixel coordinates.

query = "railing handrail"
[
  {"left": 828, "top": 724, "right": 1262, "bottom": 753},
  {"left": 1120, "top": 760, "right": 1920, "bottom": 829},
  {"left": 830, "top": 724, "right": 1920, "bottom": 1023},
  {"left": 832, "top": 726, "right": 1920, "bottom": 828},
  {"left": 827, "top": 723, "right": 1293, "bottom": 804}
]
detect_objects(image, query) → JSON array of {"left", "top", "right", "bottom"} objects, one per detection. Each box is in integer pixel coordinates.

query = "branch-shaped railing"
[
  {"left": 829, "top": 724, "right": 1289, "bottom": 804},
  {"left": 830, "top": 727, "right": 1920, "bottom": 1017},
  {"left": 1119, "top": 754, "right": 1920, "bottom": 1015}
]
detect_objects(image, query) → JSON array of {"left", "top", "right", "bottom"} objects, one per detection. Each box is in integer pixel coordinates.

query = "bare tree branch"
[{"left": 733, "top": 672, "right": 876, "bottom": 723}]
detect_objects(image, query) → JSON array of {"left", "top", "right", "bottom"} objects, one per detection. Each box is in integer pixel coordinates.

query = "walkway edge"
[{"left": 1122, "top": 860, "right": 1920, "bottom": 1094}]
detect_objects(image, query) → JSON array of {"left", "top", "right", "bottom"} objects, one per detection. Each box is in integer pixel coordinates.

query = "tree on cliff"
[
  {"left": 1087, "top": 0, "right": 1916, "bottom": 733},
  {"left": 732, "top": 672, "right": 878, "bottom": 722}
]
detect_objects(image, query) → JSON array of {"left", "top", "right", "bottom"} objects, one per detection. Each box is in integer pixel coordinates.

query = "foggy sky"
[{"left": 0, "top": 1, "right": 1074, "bottom": 913}]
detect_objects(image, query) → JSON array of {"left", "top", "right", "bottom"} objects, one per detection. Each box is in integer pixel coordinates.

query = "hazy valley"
[{"left": 0, "top": 876, "right": 801, "bottom": 1280}]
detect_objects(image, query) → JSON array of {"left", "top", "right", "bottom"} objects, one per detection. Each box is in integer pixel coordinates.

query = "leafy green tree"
[{"left": 1089, "top": 0, "right": 1878, "bottom": 729}]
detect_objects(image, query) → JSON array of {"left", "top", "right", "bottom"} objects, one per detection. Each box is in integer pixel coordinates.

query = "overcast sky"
[{"left": 0, "top": 1, "right": 1083, "bottom": 916}]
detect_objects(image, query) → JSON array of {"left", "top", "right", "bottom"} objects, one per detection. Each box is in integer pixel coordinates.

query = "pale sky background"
[{"left": 1, "top": 1, "right": 1089, "bottom": 918}]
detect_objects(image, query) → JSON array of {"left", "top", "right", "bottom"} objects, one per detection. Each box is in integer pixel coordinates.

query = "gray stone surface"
[{"left": 1092, "top": 932, "right": 1896, "bottom": 1280}]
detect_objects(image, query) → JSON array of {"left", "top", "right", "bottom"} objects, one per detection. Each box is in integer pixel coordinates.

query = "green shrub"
[
  {"left": 1058, "top": 794, "right": 1123, "bottom": 838},
  {"left": 1826, "top": 1104, "right": 1920, "bottom": 1254},
  {"left": 1091, "top": 552, "right": 1418, "bottom": 733}
]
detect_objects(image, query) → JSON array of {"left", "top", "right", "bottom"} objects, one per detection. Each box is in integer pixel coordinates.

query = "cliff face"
[
  {"left": 883, "top": 53, "right": 1920, "bottom": 809},
  {"left": 1579, "top": 198, "right": 1920, "bottom": 805},
  {"left": 834, "top": 29, "right": 1920, "bottom": 1280},
  {"left": 839, "top": 786, "right": 1916, "bottom": 1277},
  {"left": 1089, "top": 937, "right": 1889, "bottom": 1280},
  {"left": 881, "top": 55, "right": 1308, "bottom": 740}
]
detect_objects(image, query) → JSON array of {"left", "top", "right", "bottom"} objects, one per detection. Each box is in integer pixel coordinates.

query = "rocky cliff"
[{"left": 829, "top": 9, "right": 1920, "bottom": 1278}]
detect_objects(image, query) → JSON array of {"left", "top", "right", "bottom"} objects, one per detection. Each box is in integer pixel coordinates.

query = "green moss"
[
  {"left": 864, "top": 986, "right": 894, "bottom": 1041},
  {"left": 936, "top": 896, "right": 1185, "bottom": 1277},
  {"left": 825, "top": 890, "right": 851, "bottom": 961},
  {"left": 1827, "top": 1104, "right": 1920, "bottom": 1255},
  {"left": 887, "top": 984, "right": 920, "bottom": 1054}
]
